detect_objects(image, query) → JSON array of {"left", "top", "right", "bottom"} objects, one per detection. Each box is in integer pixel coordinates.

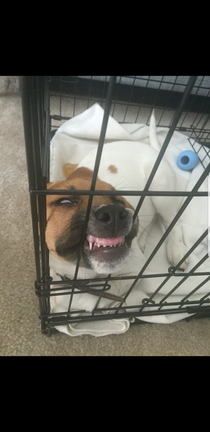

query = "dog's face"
[{"left": 46, "top": 167, "right": 138, "bottom": 274}]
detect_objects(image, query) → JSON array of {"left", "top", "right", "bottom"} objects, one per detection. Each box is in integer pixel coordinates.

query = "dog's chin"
[{"left": 88, "top": 255, "right": 129, "bottom": 274}]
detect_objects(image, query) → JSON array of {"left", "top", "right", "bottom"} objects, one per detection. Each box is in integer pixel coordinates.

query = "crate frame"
[{"left": 21, "top": 76, "right": 210, "bottom": 335}]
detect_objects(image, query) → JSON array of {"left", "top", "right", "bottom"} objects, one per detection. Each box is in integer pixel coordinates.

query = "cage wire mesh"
[{"left": 21, "top": 76, "right": 210, "bottom": 335}]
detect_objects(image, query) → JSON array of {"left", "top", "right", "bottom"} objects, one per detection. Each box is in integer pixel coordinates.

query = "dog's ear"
[{"left": 63, "top": 163, "right": 78, "bottom": 179}]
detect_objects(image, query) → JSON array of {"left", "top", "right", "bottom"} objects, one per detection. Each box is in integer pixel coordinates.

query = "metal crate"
[{"left": 21, "top": 76, "right": 210, "bottom": 335}]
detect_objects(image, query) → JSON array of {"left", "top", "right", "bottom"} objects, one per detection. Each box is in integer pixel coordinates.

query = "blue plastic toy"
[{"left": 177, "top": 150, "right": 199, "bottom": 171}]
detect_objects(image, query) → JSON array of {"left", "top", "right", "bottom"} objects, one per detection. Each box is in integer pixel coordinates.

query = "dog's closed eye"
[
  {"left": 60, "top": 199, "right": 73, "bottom": 205},
  {"left": 51, "top": 198, "right": 78, "bottom": 206}
]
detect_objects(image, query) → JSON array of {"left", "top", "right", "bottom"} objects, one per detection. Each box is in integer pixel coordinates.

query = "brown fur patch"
[
  {"left": 63, "top": 163, "right": 78, "bottom": 178},
  {"left": 108, "top": 164, "right": 118, "bottom": 173}
]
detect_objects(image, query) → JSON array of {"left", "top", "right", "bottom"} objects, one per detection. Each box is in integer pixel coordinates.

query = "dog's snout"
[{"left": 95, "top": 205, "right": 129, "bottom": 236}]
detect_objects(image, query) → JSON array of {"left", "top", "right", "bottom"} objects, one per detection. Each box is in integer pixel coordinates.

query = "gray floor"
[{"left": 1, "top": 93, "right": 210, "bottom": 356}]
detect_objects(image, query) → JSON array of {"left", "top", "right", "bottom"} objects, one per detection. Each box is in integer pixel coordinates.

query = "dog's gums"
[{"left": 86, "top": 234, "right": 126, "bottom": 251}]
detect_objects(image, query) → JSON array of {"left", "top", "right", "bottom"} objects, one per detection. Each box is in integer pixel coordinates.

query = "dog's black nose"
[{"left": 95, "top": 205, "right": 129, "bottom": 237}]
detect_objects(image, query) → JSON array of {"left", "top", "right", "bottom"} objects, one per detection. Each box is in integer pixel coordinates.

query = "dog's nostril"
[
  {"left": 96, "top": 210, "right": 111, "bottom": 223},
  {"left": 120, "top": 208, "right": 128, "bottom": 220}
]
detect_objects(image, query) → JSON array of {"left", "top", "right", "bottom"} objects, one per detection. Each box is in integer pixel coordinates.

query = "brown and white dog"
[{"left": 46, "top": 113, "right": 189, "bottom": 279}]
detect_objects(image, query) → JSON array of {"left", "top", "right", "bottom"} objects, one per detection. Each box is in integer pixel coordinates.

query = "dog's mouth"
[
  {"left": 83, "top": 233, "right": 130, "bottom": 273},
  {"left": 85, "top": 234, "right": 126, "bottom": 252}
]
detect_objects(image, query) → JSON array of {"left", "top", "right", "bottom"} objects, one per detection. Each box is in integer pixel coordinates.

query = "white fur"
[{"left": 76, "top": 116, "right": 189, "bottom": 271}]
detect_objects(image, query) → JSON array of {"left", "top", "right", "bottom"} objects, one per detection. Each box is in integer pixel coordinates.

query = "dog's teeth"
[{"left": 89, "top": 240, "right": 125, "bottom": 249}]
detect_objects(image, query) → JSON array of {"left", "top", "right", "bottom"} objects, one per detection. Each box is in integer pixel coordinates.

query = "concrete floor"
[{"left": 1, "top": 93, "right": 210, "bottom": 356}]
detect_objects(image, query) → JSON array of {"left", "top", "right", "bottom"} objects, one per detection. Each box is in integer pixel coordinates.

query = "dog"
[{"left": 46, "top": 113, "right": 189, "bottom": 280}]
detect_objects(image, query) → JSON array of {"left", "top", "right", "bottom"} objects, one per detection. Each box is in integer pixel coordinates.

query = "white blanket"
[{"left": 49, "top": 103, "right": 209, "bottom": 336}]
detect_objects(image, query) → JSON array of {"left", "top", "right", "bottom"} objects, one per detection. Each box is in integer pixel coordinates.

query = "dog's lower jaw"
[{"left": 84, "top": 247, "right": 131, "bottom": 274}]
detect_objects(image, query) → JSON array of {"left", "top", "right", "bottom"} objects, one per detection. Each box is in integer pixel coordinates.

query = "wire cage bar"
[{"left": 21, "top": 76, "right": 210, "bottom": 335}]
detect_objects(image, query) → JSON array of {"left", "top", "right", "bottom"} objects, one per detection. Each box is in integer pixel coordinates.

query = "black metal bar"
[
  {"left": 186, "top": 305, "right": 210, "bottom": 315},
  {"left": 49, "top": 76, "right": 210, "bottom": 115},
  {"left": 89, "top": 76, "right": 117, "bottom": 190},
  {"left": 21, "top": 77, "right": 41, "bottom": 282},
  {"left": 43, "top": 78, "right": 51, "bottom": 180},
  {"left": 91, "top": 275, "right": 112, "bottom": 313},
  {"left": 199, "top": 289, "right": 210, "bottom": 304},
  {"left": 41, "top": 305, "right": 197, "bottom": 327},
  {"left": 30, "top": 78, "right": 48, "bottom": 281},
  {"left": 30, "top": 188, "right": 208, "bottom": 197},
  {"left": 158, "top": 254, "right": 209, "bottom": 308},
  {"left": 44, "top": 299, "right": 210, "bottom": 319},
  {"left": 179, "top": 275, "right": 210, "bottom": 307},
  {"left": 29, "top": 196, "right": 41, "bottom": 282},
  {"left": 141, "top": 229, "right": 209, "bottom": 305},
  {"left": 21, "top": 76, "right": 51, "bottom": 332},
  {"left": 35, "top": 266, "right": 210, "bottom": 289},
  {"left": 20, "top": 77, "right": 37, "bottom": 189}
]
